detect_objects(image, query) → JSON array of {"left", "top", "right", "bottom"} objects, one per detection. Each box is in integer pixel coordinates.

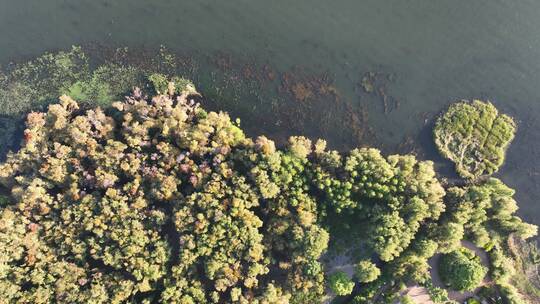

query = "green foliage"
[
  {"left": 434, "top": 100, "right": 516, "bottom": 179},
  {"left": 0, "top": 47, "right": 147, "bottom": 161},
  {"left": 444, "top": 178, "right": 537, "bottom": 247},
  {"left": 148, "top": 73, "right": 169, "bottom": 94},
  {"left": 354, "top": 260, "right": 380, "bottom": 283},
  {"left": 435, "top": 178, "right": 538, "bottom": 303},
  {"left": 314, "top": 147, "right": 445, "bottom": 262},
  {"left": 466, "top": 298, "right": 481, "bottom": 304},
  {"left": 350, "top": 279, "right": 384, "bottom": 304},
  {"left": 328, "top": 271, "right": 355, "bottom": 296},
  {"left": 0, "top": 48, "right": 203, "bottom": 163},
  {"left": 388, "top": 251, "right": 432, "bottom": 284},
  {"left": 490, "top": 236, "right": 540, "bottom": 304},
  {"left": 439, "top": 247, "right": 488, "bottom": 292},
  {"left": 63, "top": 78, "right": 112, "bottom": 106},
  {"left": 430, "top": 221, "right": 464, "bottom": 254},
  {"left": 335, "top": 167, "right": 537, "bottom": 302},
  {"left": 234, "top": 136, "right": 330, "bottom": 302},
  {"left": 61, "top": 64, "right": 144, "bottom": 106},
  {"left": 428, "top": 287, "right": 450, "bottom": 303}
]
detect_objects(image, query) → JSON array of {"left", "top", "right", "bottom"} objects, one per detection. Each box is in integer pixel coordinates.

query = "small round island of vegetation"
[
  {"left": 0, "top": 63, "right": 538, "bottom": 304},
  {"left": 433, "top": 99, "right": 516, "bottom": 180},
  {"left": 439, "top": 248, "right": 488, "bottom": 292}
]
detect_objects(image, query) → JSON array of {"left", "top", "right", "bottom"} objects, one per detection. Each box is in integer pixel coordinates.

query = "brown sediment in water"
[
  {"left": 280, "top": 68, "right": 339, "bottom": 102},
  {"left": 291, "top": 83, "right": 313, "bottom": 102},
  {"left": 262, "top": 64, "right": 276, "bottom": 82},
  {"left": 270, "top": 67, "right": 374, "bottom": 149},
  {"left": 396, "top": 135, "right": 419, "bottom": 155},
  {"left": 213, "top": 52, "right": 233, "bottom": 72},
  {"left": 359, "top": 71, "right": 399, "bottom": 115},
  {"left": 240, "top": 62, "right": 275, "bottom": 85}
]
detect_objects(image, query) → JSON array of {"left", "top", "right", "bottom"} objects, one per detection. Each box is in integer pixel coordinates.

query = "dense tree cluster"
[
  {"left": 346, "top": 165, "right": 537, "bottom": 302},
  {"left": 434, "top": 100, "right": 516, "bottom": 179},
  {"left": 311, "top": 147, "right": 445, "bottom": 262},
  {"left": 442, "top": 178, "right": 537, "bottom": 248},
  {"left": 431, "top": 178, "right": 538, "bottom": 303},
  {"left": 309, "top": 147, "right": 450, "bottom": 303},
  {"left": 0, "top": 87, "right": 326, "bottom": 303},
  {"left": 233, "top": 136, "right": 330, "bottom": 303}
]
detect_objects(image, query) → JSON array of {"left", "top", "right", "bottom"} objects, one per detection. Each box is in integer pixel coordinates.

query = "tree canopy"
[
  {"left": 312, "top": 147, "right": 445, "bottom": 262},
  {"left": 328, "top": 271, "right": 355, "bottom": 296},
  {"left": 354, "top": 260, "right": 380, "bottom": 283},
  {"left": 439, "top": 247, "right": 488, "bottom": 292},
  {"left": 0, "top": 88, "right": 327, "bottom": 303}
]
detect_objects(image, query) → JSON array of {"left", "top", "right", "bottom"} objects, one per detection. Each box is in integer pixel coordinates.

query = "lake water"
[{"left": 1, "top": 0, "right": 539, "bottom": 225}]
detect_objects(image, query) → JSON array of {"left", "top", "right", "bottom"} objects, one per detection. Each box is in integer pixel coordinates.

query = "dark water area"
[{"left": 0, "top": 0, "right": 539, "bottom": 225}]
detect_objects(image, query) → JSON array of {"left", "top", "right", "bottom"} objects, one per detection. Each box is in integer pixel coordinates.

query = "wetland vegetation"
[{"left": 0, "top": 47, "right": 539, "bottom": 303}]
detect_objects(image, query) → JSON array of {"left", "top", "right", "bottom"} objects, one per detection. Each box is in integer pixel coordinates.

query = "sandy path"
[{"left": 403, "top": 286, "right": 435, "bottom": 304}]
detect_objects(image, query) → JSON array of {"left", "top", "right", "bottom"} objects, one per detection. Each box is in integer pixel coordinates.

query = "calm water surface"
[{"left": 1, "top": 0, "right": 539, "bottom": 224}]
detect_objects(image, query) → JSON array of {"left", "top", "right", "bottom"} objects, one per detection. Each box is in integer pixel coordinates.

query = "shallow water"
[{"left": 1, "top": 0, "right": 539, "bottom": 224}]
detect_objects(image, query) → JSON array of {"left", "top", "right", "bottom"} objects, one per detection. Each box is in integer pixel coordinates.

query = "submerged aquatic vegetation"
[
  {"left": 434, "top": 100, "right": 516, "bottom": 179},
  {"left": 0, "top": 46, "right": 376, "bottom": 162},
  {"left": 359, "top": 71, "right": 399, "bottom": 115},
  {"left": 0, "top": 46, "right": 203, "bottom": 160},
  {"left": 0, "top": 46, "right": 89, "bottom": 115}
]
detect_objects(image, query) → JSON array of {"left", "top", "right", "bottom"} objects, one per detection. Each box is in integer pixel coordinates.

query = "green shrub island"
[
  {"left": 433, "top": 100, "right": 516, "bottom": 179},
  {"left": 0, "top": 59, "right": 538, "bottom": 303},
  {"left": 439, "top": 248, "right": 488, "bottom": 292}
]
